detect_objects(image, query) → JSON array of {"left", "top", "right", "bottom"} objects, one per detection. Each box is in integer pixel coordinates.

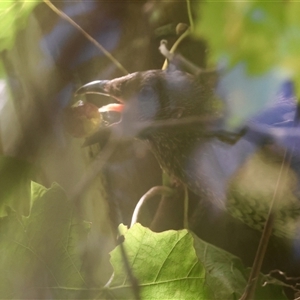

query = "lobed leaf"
[
  {"left": 0, "top": 182, "right": 91, "bottom": 299},
  {"left": 107, "top": 224, "right": 288, "bottom": 299}
]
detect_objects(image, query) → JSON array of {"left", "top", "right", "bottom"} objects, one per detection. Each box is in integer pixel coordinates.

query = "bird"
[{"left": 76, "top": 69, "right": 300, "bottom": 240}]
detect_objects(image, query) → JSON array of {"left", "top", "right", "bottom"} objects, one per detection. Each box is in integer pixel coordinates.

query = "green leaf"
[
  {"left": 0, "top": 156, "right": 32, "bottom": 217},
  {"left": 0, "top": 1, "right": 41, "bottom": 52},
  {"left": 107, "top": 224, "right": 288, "bottom": 300},
  {"left": 193, "top": 233, "right": 287, "bottom": 300},
  {"left": 108, "top": 224, "right": 210, "bottom": 299},
  {"left": 193, "top": 233, "right": 246, "bottom": 299},
  {"left": 0, "top": 182, "right": 91, "bottom": 299},
  {"left": 194, "top": 1, "right": 300, "bottom": 97},
  {"left": 194, "top": 2, "right": 285, "bottom": 74}
]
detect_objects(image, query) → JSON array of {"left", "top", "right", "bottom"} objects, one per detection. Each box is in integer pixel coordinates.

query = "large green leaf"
[
  {"left": 107, "top": 224, "right": 210, "bottom": 299},
  {"left": 0, "top": 182, "right": 91, "bottom": 299},
  {"left": 107, "top": 224, "right": 288, "bottom": 300}
]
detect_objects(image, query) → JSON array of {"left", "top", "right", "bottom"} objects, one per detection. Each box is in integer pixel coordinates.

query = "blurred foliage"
[
  {"left": 0, "top": 0, "right": 41, "bottom": 77},
  {"left": 0, "top": 156, "right": 33, "bottom": 217},
  {"left": 0, "top": 1, "right": 298, "bottom": 298},
  {"left": 0, "top": 182, "right": 92, "bottom": 299},
  {"left": 0, "top": 1, "right": 41, "bottom": 52},
  {"left": 194, "top": 1, "right": 300, "bottom": 97},
  {"left": 0, "top": 180, "right": 289, "bottom": 299}
]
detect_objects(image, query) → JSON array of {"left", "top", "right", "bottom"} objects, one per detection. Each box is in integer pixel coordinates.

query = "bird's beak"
[
  {"left": 75, "top": 80, "right": 111, "bottom": 97},
  {"left": 76, "top": 80, "right": 125, "bottom": 114},
  {"left": 75, "top": 79, "right": 126, "bottom": 127}
]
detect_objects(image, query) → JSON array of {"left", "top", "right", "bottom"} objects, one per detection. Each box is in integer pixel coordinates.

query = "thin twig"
[
  {"left": 68, "top": 126, "right": 140, "bottom": 300},
  {"left": 183, "top": 185, "right": 189, "bottom": 229},
  {"left": 102, "top": 230, "right": 140, "bottom": 300},
  {"left": 117, "top": 228, "right": 141, "bottom": 300},
  {"left": 265, "top": 269, "right": 300, "bottom": 283},
  {"left": 159, "top": 40, "right": 174, "bottom": 61},
  {"left": 161, "top": 29, "right": 191, "bottom": 71},
  {"left": 137, "top": 114, "right": 220, "bottom": 134},
  {"left": 241, "top": 102, "right": 299, "bottom": 300},
  {"left": 239, "top": 149, "right": 289, "bottom": 300},
  {"left": 160, "top": 0, "right": 195, "bottom": 70},
  {"left": 84, "top": 114, "right": 222, "bottom": 147},
  {"left": 0, "top": 133, "right": 2, "bottom": 155},
  {"left": 159, "top": 40, "right": 216, "bottom": 77},
  {"left": 160, "top": 40, "right": 201, "bottom": 75},
  {"left": 43, "top": 0, "right": 128, "bottom": 76},
  {"left": 186, "top": 0, "right": 194, "bottom": 31},
  {"left": 262, "top": 270, "right": 300, "bottom": 295}
]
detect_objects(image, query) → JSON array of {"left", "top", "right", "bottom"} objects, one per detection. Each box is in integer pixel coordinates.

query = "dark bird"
[{"left": 76, "top": 70, "right": 300, "bottom": 240}]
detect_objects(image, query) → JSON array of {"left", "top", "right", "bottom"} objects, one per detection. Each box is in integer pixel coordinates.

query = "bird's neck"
[{"left": 146, "top": 129, "right": 207, "bottom": 182}]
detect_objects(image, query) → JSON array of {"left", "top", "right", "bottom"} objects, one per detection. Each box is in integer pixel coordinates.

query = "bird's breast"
[{"left": 147, "top": 132, "right": 300, "bottom": 239}]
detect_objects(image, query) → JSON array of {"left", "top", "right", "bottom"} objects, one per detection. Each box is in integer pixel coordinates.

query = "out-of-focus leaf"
[
  {"left": 0, "top": 1, "right": 41, "bottom": 52},
  {"left": 0, "top": 156, "right": 32, "bottom": 217},
  {"left": 0, "top": 62, "right": 6, "bottom": 78},
  {"left": 0, "top": 182, "right": 92, "bottom": 299},
  {"left": 106, "top": 224, "right": 288, "bottom": 299},
  {"left": 280, "top": 2, "right": 300, "bottom": 96},
  {"left": 195, "top": 2, "right": 284, "bottom": 74},
  {"left": 194, "top": 1, "right": 300, "bottom": 97},
  {"left": 0, "top": 1, "right": 41, "bottom": 78}
]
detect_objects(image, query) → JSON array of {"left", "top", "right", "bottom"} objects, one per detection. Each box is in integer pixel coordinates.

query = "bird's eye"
[{"left": 138, "top": 86, "right": 159, "bottom": 120}]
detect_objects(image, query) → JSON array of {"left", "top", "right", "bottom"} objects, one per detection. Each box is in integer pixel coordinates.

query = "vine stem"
[
  {"left": 186, "top": 0, "right": 194, "bottom": 31},
  {"left": 43, "top": 0, "right": 128, "bottom": 76},
  {"left": 161, "top": 0, "right": 194, "bottom": 71},
  {"left": 183, "top": 185, "right": 189, "bottom": 229},
  {"left": 130, "top": 186, "right": 174, "bottom": 227},
  {"left": 160, "top": 0, "right": 194, "bottom": 229},
  {"left": 162, "top": 29, "right": 191, "bottom": 71}
]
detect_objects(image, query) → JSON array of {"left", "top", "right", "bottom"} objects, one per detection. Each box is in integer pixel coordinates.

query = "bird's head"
[{"left": 76, "top": 70, "right": 221, "bottom": 139}]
